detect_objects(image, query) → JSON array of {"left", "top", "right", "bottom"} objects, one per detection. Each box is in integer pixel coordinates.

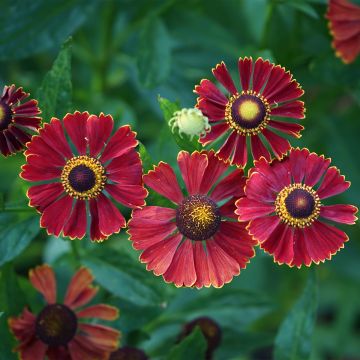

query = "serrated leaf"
[
  {"left": 167, "top": 327, "right": 207, "bottom": 360},
  {"left": 274, "top": 270, "right": 318, "bottom": 360},
  {"left": 37, "top": 38, "right": 72, "bottom": 121},
  {"left": 0, "top": 0, "right": 95, "bottom": 60},
  {"left": 83, "top": 257, "right": 162, "bottom": 307},
  {"left": 137, "top": 17, "right": 171, "bottom": 88},
  {"left": 0, "top": 216, "right": 40, "bottom": 267},
  {"left": 158, "top": 96, "right": 201, "bottom": 152}
]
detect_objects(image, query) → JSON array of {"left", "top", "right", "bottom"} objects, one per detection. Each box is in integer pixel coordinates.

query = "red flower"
[
  {"left": 326, "top": 0, "right": 360, "bottom": 64},
  {"left": 21, "top": 111, "right": 147, "bottom": 242},
  {"left": 0, "top": 84, "right": 41, "bottom": 156},
  {"left": 8, "top": 265, "right": 120, "bottom": 360},
  {"left": 128, "top": 150, "right": 256, "bottom": 288},
  {"left": 194, "top": 57, "right": 305, "bottom": 167},
  {"left": 235, "top": 148, "right": 358, "bottom": 267}
]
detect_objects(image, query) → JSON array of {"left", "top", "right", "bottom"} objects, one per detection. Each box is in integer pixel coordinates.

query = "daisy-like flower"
[
  {"left": 194, "top": 57, "right": 305, "bottom": 167},
  {"left": 8, "top": 265, "right": 120, "bottom": 360},
  {"left": 128, "top": 150, "right": 256, "bottom": 288},
  {"left": 235, "top": 148, "right": 358, "bottom": 267},
  {"left": 326, "top": 0, "right": 360, "bottom": 64},
  {"left": 21, "top": 111, "right": 147, "bottom": 242},
  {"left": 0, "top": 84, "right": 41, "bottom": 156},
  {"left": 110, "top": 346, "right": 148, "bottom": 360}
]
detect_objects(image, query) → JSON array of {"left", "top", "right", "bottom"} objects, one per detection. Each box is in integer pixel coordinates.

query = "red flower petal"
[
  {"left": 89, "top": 199, "right": 107, "bottom": 242},
  {"left": 79, "top": 324, "right": 120, "bottom": 351},
  {"left": 243, "top": 172, "right": 277, "bottom": 203},
  {"left": 68, "top": 335, "right": 106, "bottom": 360},
  {"left": 262, "top": 128, "right": 291, "bottom": 159},
  {"left": 95, "top": 193, "right": 126, "bottom": 236},
  {"left": 106, "top": 184, "right": 147, "bottom": 208},
  {"left": 206, "top": 239, "right": 240, "bottom": 288},
  {"left": 238, "top": 57, "right": 253, "bottom": 92},
  {"left": 268, "top": 120, "right": 304, "bottom": 138},
  {"left": 197, "top": 98, "right": 226, "bottom": 121},
  {"left": 199, "top": 122, "right": 229, "bottom": 146},
  {"left": 317, "top": 166, "right": 350, "bottom": 199},
  {"left": 247, "top": 215, "right": 281, "bottom": 244},
  {"left": 193, "top": 241, "right": 211, "bottom": 289},
  {"left": 232, "top": 134, "right": 248, "bottom": 167},
  {"left": 21, "top": 155, "right": 62, "bottom": 182},
  {"left": 194, "top": 79, "right": 228, "bottom": 106},
  {"left": 212, "top": 61, "right": 238, "bottom": 95},
  {"left": 63, "top": 200, "right": 87, "bottom": 239},
  {"left": 63, "top": 111, "right": 89, "bottom": 155},
  {"left": 8, "top": 308, "right": 36, "bottom": 342},
  {"left": 27, "top": 183, "right": 64, "bottom": 211},
  {"left": 8, "top": 125, "right": 32, "bottom": 145},
  {"left": 289, "top": 147, "right": 309, "bottom": 183},
  {"left": 211, "top": 168, "right": 245, "bottom": 202},
  {"left": 252, "top": 58, "right": 273, "bottom": 93},
  {"left": 100, "top": 125, "right": 137, "bottom": 163},
  {"left": 18, "top": 338, "right": 48, "bottom": 360},
  {"left": 235, "top": 197, "right": 274, "bottom": 221},
  {"left": 13, "top": 116, "right": 41, "bottom": 131},
  {"left": 143, "top": 162, "right": 183, "bottom": 204},
  {"left": 320, "top": 204, "right": 358, "bottom": 224},
  {"left": 304, "top": 152, "right": 330, "bottom": 187},
  {"left": 270, "top": 100, "right": 305, "bottom": 119},
  {"left": 38, "top": 118, "right": 73, "bottom": 159},
  {"left": 262, "top": 65, "right": 292, "bottom": 100},
  {"left": 250, "top": 134, "right": 271, "bottom": 161},
  {"left": 40, "top": 195, "right": 73, "bottom": 237},
  {"left": 0, "top": 132, "right": 10, "bottom": 156},
  {"left": 216, "top": 131, "right": 237, "bottom": 163},
  {"left": 177, "top": 151, "right": 208, "bottom": 195},
  {"left": 291, "top": 228, "right": 312, "bottom": 268},
  {"left": 268, "top": 80, "right": 304, "bottom": 105},
  {"left": 199, "top": 150, "right": 228, "bottom": 194},
  {"left": 3, "top": 129, "right": 23, "bottom": 153},
  {"left": 29, "top": 264, "right": 57, "bottom": 304},
  {"left": 77, "top": 304, "right": 119, "bottom": 320},
  {"left": 163, "top": 239, "right": 196, "bottom": 287},
  {"left": 219, "top": 199, "right": 238, "bottom": 219},
  {"left": 140, "top": 232, "right": 182, "bottom": 276},
  {"left": 87, "top": 113, "right": 114, "bottom": 157}
]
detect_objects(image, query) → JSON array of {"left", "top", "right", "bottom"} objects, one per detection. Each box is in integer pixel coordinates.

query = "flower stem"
[{"left": 70, "top": 240, "right": 81, "bottom": 263}]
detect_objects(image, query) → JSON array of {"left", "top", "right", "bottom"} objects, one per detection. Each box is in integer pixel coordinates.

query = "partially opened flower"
[
  {"left": 235, "top": 148, "right": 358, "bottom": 267},
  {"left": 0, "top": 84, "right": 41, "bottom": 156},
  {"left": 8, "top": 265, "right": 120, "bottom": 360},
  {"left": 128, "top": 150, "right": 256, "bottom": 288},
  {"left": 326, "top": 0, "right": 360, "bottom": 64},
  {"left": 194, "top": 57, "right": 305, "bottom": 167},
  {"left": 110, "top": 346, "right": 148, "bottom": 360},
  {"left": 21, "top": 111, "right": 147, "bottom": 241}
]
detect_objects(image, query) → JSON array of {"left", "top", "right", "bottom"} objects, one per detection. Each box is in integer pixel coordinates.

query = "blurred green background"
[{"left": 0, "top": 0, "right": 360, "bottom": 359}]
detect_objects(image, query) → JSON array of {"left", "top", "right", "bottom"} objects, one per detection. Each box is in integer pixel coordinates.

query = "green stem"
[
  {"left": 1, "top": 207, "right": 33, "bottom": 213},
  {"left": 70, "top": 240, "right": 81, "bottom": 263}
]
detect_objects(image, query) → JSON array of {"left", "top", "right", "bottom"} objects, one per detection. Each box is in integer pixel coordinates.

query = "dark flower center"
[
  {"left": 68, "top": 164, "right": 96, "bottom": 192},
  {"left": 176, "top": 195, "right": 221, "bottom": 241},
  {"left": 110, "top": 347, "right": 148, "bottom": 360},
  {"left": 231, "top": 94, "right": 267, "bottom": 129},
  {"left": 0, "top": 101, "right": 13, "bottom": 131},
  {"left": 35, "top": 304, "right": 78, "bottom": 346},
  {"left": 285, "top": 188, "right": 315, "bottom": 218}
]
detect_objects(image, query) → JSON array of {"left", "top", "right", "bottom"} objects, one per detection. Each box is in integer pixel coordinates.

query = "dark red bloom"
[
  {"left": 0, "top": 84, "right": 41, "bottom": 156},
  {"left": 21, "top": 111, "right": 147, "bottom": 242},
  {"left": 235, "top": 148, "right": 358, "bottom": 267},
  {"left": 128, "top": 150, "right": 256, "bottom": 288},
  {"left": 194, "top": 57, "right": 305, "bottom": 167},
  {"left": 326, "top": 0, "right": 360, "bottom": 64},
  {"left": 110, "top": 346, "right": 148, "bottom": 360},
  {"left": 179, "top": 317, "right": 222, "bottom": 360},
  {"left": 8, "top": 265, "right": 120, "bottom": 360}
]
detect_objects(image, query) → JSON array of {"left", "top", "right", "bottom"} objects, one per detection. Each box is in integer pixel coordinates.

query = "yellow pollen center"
[
  {"left": 190, "top": 204, "right": 215, "bottom": 228},
  {"left": 0, "top": 106, "right": 4, "bottom": 122},
  {"left": 238, "top": 100, "right": 259, "bottom": 121}
]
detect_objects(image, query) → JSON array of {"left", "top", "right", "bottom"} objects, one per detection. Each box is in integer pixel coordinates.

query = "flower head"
[
  {"left": 8, "top": 265, "right": 120, "bottom": 360},
  {"left": 169, "top": 108, "right": 210, "bottom": 140},
  {"left": 235, "top": 148, "right": 358, "bottom": 267},
  {"left": 110, "top": 346, "right": 148, "bottom": 360},
  {"left": 194, "top": 57, "right": 305, "bottom": 167},
  {"left": 128, "top": 150, "right": 256, "bottom": 288},
  {"left": 21, "top": 111, "right": 147, "bottom": 242},
  {"left": 326, "top": 0, "right": 360, "bottom": 64},
  {"left": 0, "top": 84, "right": 41, "bottom": 156}
]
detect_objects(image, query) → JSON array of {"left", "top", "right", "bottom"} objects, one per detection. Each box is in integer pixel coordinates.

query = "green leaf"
[
  {"left": 167, "top": 327, "right": 207, "bottom": 360},
  {"left": 286, "top": 1, "right": 319, "bottom": 19},
  {"left": 0, "top": 0, "right": 95, "bottom": 60},
  {"left": 274, "top": 270, "right": 318, "bottom": 360},
  {"left": 0, "top": 216, "right": 40, "bottom": 267},
  {"left": 138, "top": 142, "right": 153, "bottom": 173},
  {"left": 83, "top": 257, "right": 163, "bottom": 307},
  {"left": 37, "top": 38, "right": 72, "bottom": 121},
  {"left": 158, "top": 96, "right": 201, "bottom": 152},
  {"left": 137, "top": 17, "right": 172, "bottom": 88}
]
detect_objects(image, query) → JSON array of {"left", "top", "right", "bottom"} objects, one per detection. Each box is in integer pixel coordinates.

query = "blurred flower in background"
[
  {"left": 8, "top": 265, "right": 120, "bottom": 359},
  {"left": 109, "top": 346, "right": 149, "bottom": 360}
]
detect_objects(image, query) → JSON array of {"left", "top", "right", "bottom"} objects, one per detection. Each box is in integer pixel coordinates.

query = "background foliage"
[{"left": 1, "top": 0, "right": 359, "bottom": 359}]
